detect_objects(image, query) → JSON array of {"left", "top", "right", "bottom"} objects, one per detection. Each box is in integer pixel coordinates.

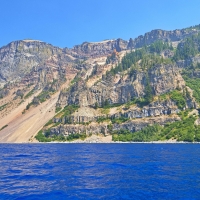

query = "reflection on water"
[{"left": 0, "top": 144, "right": 200, "bottom": 199}]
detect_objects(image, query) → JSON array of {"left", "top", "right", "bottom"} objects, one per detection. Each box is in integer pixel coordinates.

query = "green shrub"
[
  {"left": 170, "top": 90, "right": 186, "bottom": 109},
  {"left": 44, "top": 119, "right": 53, "bottom": 127},
  {"left": 24, "top": 89, "right": 35, "bottom": 99},
  {"left": 35, "top": 130, "right": 51, "bottom": 142},
  {"left": 0, "top": 125, "right": 8, "bottom": 131},
  {"left": 111, "top": 117, "right": 129, "bottom": 124},
  {"left": 97, "top": 117, "right": 110, "bottom": 123},
  {"left": 26, "top": 103, "right": 32, "bottom": 110},
  {"left": 184, "top": 76, "right": 200, "bottom": 103},
  {"left": 0, "top": 103, "right": 8, "bottom": 111},
  {"left": 66, "top": 133, "right": 86, "bottom": 141},
  {"left": 55, "top": 107, "right": 62, "bottom": 113},
  {"left": 56, "top": 104, "right": 79, "bottom": 119}
]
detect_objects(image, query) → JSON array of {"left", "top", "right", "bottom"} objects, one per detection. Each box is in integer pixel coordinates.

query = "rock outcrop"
[
  {"left": 1, "top": 26, "right": 199, "bottom": 86},
  {"left": 54, "top": 99, "right": 180, "bottom": 124},
  {"left": 57, "top": 63, "right": 185, "bottom": 107},
  {"left": 65, "top": 25, "right": 200, "bottom": 58},
  {"left": 129, "top": 28, "right": 200, "bottom": 48},
  {"left": 0, "top": 40, "right": 76, "bottom": 87},
  {"left": 49, "top": 115, "right": 180, "bottom": 137},
  {"left": 69, "top": 39, "right": 128, "bottom": 58}
]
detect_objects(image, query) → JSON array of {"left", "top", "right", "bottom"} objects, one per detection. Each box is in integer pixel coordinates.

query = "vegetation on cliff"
[
  {"left": 174, "top": 33, "right": 200, "bottom": 61},
  {"left": 35, "top": 130, "right": 86, "bottom": 142},
  {"left": 112, "top": 111, "right": 200, "bottom": 142},
  {"left": 0, "top": 103, "right": 8, "bottom": 111},
  {"left": 106, "top": 40, "right": 174, "bottom": 78},
  {"left": 35, "top": 104, "right": 80, "bottom": 141},
  {"left": 55, "top": 104, "right": 79, "bottom": 118},
  {"left": 0, "top": 125, "right": 8, "bottom": 131},
  {"left": 185, "top": 77, "right": 200, "bottom": 103}
]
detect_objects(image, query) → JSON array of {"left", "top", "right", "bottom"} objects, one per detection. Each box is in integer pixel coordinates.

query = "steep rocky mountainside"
[
  {"left": 57, "top": 63, "right": 185, "bottom": 107},
  {"left": 1, "top": 24, "right": 199, "bottom": 87},
  {"left": 0, "top": 40, "right": 76, "bottom": 86},
  {"left": 67, "top": 39, "right": 128, "bottom": 58},
  {"left": 1, "top": 24, "right": 200, "bottom": 143},
  {"left": 130, "top": 27, "right": 200, "bottom": 48}
]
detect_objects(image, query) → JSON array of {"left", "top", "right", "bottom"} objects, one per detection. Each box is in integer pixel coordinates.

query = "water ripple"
[{"left": 0, "top": 144, "right": 200, "bottom": 199}]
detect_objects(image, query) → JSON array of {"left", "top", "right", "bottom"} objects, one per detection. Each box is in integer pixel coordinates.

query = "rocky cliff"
[
  {"left": 57, "top": 63, "right": 185, "bottom": 107},
  {"left": 68, "top": 39, "right": 128, "bottom": 58},
  {"left": 1, "top": 24, "right": 200, "bottom": 142},
  {"left": 49, "top": 115, "right": 180, "bottom": 137},
  {"left": 0, "top": 40, "right": 77, "bottom": 88},
  {"left": 1, "top": 25, "right": 199, "bottom": 86},
  {"left": 129, "top": 27, "right": 200, "bottom": 48},
  {"left": 50, "top": 25, "right": 200, "bottom": 139},
  {"left": 66, "top": 25, "right": 200, "bottom": 59}
]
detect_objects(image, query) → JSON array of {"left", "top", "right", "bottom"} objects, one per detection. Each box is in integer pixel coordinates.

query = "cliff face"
[
  {"left": 54, "top": 99, "right": 181, "bottom": 124},
  {"left": 51, "top": 26, "right": 200, "bottom": 139},
  {"left": 49, "top": 115, "right": 180, "bottom": 137},
  {"left": 129, "top": 28, "right": 200, "bottom": 48},
  {"left": 68, "top": 39, "right": 128, "bottom": 58},
  {"left": 67, "top": 27, "right": 200, "bottom": 59},
  {"left": 0, "top": 40, "right": 76, "bottom": 87},
  {"left": 1, "top": 26, "right": 198, "bottom": 86},
  {"left": 57, "top": 63, "right": 185, "bottom": 107}
]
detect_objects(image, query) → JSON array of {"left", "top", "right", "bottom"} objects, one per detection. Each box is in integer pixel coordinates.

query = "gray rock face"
[
  {"left": 0, "top": 40, "right": 56, "bottom": 83},
  {"left": 0, "top": 26, "right": 199, "bottom": 86},
  {"left": 54, "top": 96, "right": 197, "bottom": 127},
  {"left": 0, "top": 40, "right": 75, "bottom": 87},
  {"left": 58, "top": 64, "right": 185, "bottom": 107},
  {"left": 112, "top": 100, "right": 180, "bottom": 119},
  {"left": 112, "top": 116, "right": 180, "bottom": 132},
  {"left": 64, "top": 27, "right": 200, "bottom": 58},
  {"left": 49, "top": 123, "right": 108, "bottom": 136},
  {"left": 69, "top": 39, "right": 128, "bottom": 58},
  {"left": 161, "top": 49, "right": 174, "bottom": 58},
  {"left": 129, "top": 28, "right": 200, "bottom": 48},
  {"left": 53, "top": 99, "right": 184, "bottom": 125},
  {"left": 49, "top": 115, "right": 180, "bottom": 136}
]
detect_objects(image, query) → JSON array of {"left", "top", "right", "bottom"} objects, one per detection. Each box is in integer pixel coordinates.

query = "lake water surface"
[{"left": 0, "top": 144, "right": 200, "bottom": 199}]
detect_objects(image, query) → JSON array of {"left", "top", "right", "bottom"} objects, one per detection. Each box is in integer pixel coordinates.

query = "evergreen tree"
[
  {"left": 94, "top": 102, "right": 98, "bottom": 109},
  {"left": 144, "top": 76, "right": 153, "bottom": 103}
]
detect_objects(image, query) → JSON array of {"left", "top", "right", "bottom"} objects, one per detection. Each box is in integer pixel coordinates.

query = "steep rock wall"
[{"left": 57, "top": 64, "right": 185, "bottom": 107}]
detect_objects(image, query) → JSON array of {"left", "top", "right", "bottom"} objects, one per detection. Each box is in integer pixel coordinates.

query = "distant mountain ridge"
[{"left": 1, "top": 24, "right": 200, "bottom": 86}]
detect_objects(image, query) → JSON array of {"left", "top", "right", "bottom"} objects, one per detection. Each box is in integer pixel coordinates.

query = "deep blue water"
[{"left": 0, "top": 144, "right": 200, "bottom": 200}]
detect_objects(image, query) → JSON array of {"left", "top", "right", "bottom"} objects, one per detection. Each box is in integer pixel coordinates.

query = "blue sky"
[{"left": 1, "top": 0, "right": 200, "bottom": 48}]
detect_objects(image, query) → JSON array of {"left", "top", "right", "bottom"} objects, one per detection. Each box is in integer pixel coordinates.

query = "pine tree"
[{"left": 144, "top": 76, "right": 153, "bottom": 103}]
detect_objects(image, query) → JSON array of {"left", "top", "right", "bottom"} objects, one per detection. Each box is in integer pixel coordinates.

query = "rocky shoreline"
[{"left": 28, "top": 134, "right": 200, "bottom": 144}]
